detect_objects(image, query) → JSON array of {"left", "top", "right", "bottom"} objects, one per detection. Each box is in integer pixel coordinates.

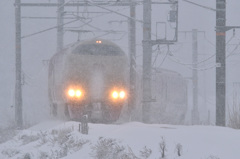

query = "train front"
[{"left": 62, "top": 39, "right": 128, "bottom": 122}]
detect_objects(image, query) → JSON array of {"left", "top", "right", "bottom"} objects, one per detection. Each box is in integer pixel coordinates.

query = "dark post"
[
  {"left": 142, "top": 0, "right": 152, "bottom": 123},
  {"left": 81, "top": 115, "right": 88, "bottom": 135},
  {"left": 15, "top": 0, "right": 23, "bottom": 128},
  {"left": 216, "top": 0, "right": 226, "bottom": 126}
]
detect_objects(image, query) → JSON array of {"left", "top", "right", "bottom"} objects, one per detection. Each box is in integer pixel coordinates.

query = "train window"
[{"left": 72, "top": 44, "right": 124, "bottom": 56}]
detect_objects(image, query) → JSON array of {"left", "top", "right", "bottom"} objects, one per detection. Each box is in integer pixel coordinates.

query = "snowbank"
[{"left": 0, "top": 121, "right": 239, "bottom": 159}]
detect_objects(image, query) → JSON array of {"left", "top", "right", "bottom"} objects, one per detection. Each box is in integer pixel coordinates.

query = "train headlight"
[
  {"left": 112, "top": 91, "right": 119, "bottom": 99},
  {"left": 67, "top": 88, "right": 84, "bottom": 99},
  {"left": 75, "top": 90, "right": 82, "bottom": 98},
  {"left": 68, "top": 89, "right": 75, "bottom": 97},
  {"left": 110, "top": 90, "right": 126, "bottom": 100},
  {"left": 119, "top": 91, "right": 126, "bottom": 99},
  {"left": 96, "top": 40, "right": 102, "bottom": 44}
]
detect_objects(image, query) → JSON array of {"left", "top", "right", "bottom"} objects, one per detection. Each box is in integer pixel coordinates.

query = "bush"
[
  {"left": 207, "top": 155, "right": 220, "bottom": 159},
  {"left": 1, "top": 148, "right": 20, "bottom": 158},
  {"left": 0, "top": 126, "right": 17, "bottom": 144},
  {"left": 19, "top": 134, "right": 39, "bottom": 145},
  {"left": 91, "top": 137, "right": 140, "bottom": 159},
  {"left": 91, "top": 138, "right": 124, "bottom": 159},
  {"left": 140, "top": 146, "right": 152, "bottom": 159}
]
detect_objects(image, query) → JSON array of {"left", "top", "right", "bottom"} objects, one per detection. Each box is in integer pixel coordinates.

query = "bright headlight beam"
[
  {"left": 68, "top": 89, "right": 75, "bottom": 97},
  {"left": 112, "top": 91, "right": 119, "bottom": 99},
  {"left": 75, "top": 90, "right": 82, "bottom": 97},
  {"left": 119, "top": 91, "right": 125, "bottom": 99}
]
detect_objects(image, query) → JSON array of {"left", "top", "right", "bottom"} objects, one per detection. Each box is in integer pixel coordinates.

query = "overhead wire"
[
  {"left": 20, "top": 0, "right": 132, "bottom": 39},
  {"left": 169, "top": 40, "right": 240, "bottom": 71},
  {"left": 21, "top": 1, "right": 240, "bottom": 72},
  {"left": 157, "top": 45, "right": 171, "bottom": 67},
  {"left": 152, "top": 45, "right": 161, "bottom": 67},
  {"left": 170, "top": 53, "right": 216, "bottom": 66},
  {"left": 226, "top": 41, "right": 240, "bottom": 58},
  {"left": 22, "top": 64, "right": 48, "bottom": 87},
  {"left": 21, "top": 0, "right": 176, "bottom": 43},
  {"left": 165, "top": 29, "right": 240, "bottom": 71},
  {"left": 203, "top": 34, "right": 215, "bottom": 47},
  {"left": 66, "top": 2, "right": 131, "bottom": 40},
  {"left": 21, "top": 19, "right": 79, "bottom": 39}
]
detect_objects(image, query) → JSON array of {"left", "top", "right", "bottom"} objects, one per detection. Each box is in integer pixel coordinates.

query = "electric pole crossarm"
[
  {"left": 19, "top": 1, "right": 176, "bottom": 7},
  {"left": 179, "top": 31, "right": 205, "bottom": 34},
  {"left": 19, "top": 2, "right": 137, "bottom": 7},
  {"left": 21, "top": 17, "right": 76, "bottom": 20},
  {"left": 149, "top": 39, "right": 175, "bottom": 46},
  {"left": 216, "top": 26, "right": 240, "bottom": 32}
]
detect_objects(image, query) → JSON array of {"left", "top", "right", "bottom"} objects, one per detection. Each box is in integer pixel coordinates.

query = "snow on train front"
[{"left": 48, "top": 39, "right": 129, "bottom": 122}]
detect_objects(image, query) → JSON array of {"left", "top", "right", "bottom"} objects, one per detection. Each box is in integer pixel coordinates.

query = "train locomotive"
[{"left": 48, "top": 39, "right": 128, "bottom": 122}]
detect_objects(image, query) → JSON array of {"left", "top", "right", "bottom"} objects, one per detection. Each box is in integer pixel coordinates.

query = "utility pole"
[
  {"left": 184, "top": 0, "right": 240, "bottom": 126},
  {"left": 191, "top": 29, "right": 199, "bottom": 124},
  {"left": 142, "top": 0, "right": 152, "bottom": 123},
  {"left": 179, "top": 29, "right": 205, "bottom": 124},
  {"left": 142, "top": 0, "right": 178, "bottom": 123},
  {"left": 216, "top": 0, "right": 226, "bottom": 126},
  {"left": 57, "top": 0, "right": 64, "bottom": 52},
  {"left": 128, "top": 0, "right": 136, "bottom": 119},
  {"left": 15, "top": 0, "right": 23, "bottom": 128}
]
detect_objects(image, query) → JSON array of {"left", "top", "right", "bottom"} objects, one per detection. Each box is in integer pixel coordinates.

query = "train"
[
  {"left": 48, "top": 38, "right": 188, "bottom": 124},
  {"left": 48, "top": 39, "right": 128, "bottom": 122},
  {"left": 151, "top": 68, "right": 188, "bottom": 124}
]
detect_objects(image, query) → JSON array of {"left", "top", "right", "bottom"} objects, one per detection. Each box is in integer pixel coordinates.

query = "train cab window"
[{"left": 72, "top": 44, "right": 124, "bottom": 56}]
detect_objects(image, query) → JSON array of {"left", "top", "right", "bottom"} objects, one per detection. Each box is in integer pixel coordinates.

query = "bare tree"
[
  {"left": 159, "top": 137, "right": 167, "bottom": 158},
  {"left": 175, "top": 143, "right": 183, "bottom": 156}
]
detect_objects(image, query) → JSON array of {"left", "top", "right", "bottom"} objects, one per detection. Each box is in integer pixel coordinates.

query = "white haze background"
[{"left": 1, "top": 0, "right": 240, "bottom": 127}]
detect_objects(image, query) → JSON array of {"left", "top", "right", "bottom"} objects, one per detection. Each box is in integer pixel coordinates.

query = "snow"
[{"left": 0, "top": 121, "right": 239, "bottom": 159}]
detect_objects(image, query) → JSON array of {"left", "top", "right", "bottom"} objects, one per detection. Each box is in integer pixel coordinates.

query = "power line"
[
  {"left": 171, "top": 53, "right": 215, "bottom": 66},
  {"left": 21, "top": 19, "right": 79, "bottom": 39},
  {"left": 182, "top": 0, "right": 216, "bottom": 12},
  {"left": 164, "top": 30, "right": 240, "bottom": 68},
  {"left": 168, "top": 40, "right": 240, "bottom": 71},
  {"left": 158, "top": 49, "right": 170, "bottom": 67}
]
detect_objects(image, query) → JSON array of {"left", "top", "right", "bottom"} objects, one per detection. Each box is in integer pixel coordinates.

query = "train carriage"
[{"left": 151, "top": 68, "right": 188, "bottom": 124}]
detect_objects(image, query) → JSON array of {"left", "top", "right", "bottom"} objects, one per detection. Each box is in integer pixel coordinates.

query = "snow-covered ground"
[{"left": 0, "top": 120, "right": 239, "bottom": 159}]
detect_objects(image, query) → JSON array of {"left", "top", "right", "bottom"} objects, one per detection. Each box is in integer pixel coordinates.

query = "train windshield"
[{"left": 72, "top": 44, "right": 124, "bottom": 56}]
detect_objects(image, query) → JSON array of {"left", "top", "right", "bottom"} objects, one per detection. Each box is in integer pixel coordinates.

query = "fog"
[{"left": 1, "top": 0, "right": 240, "bottom": 127}]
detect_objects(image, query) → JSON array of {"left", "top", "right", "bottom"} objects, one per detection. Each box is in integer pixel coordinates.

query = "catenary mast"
[
  {"left": 142, "top": 0, "right": 152, "bottom": 123},
  {"left": 15, "top": 0, "right": 23, "bottom": 128},
  {"left": 216, "top": 0, "right": 226, "bottom": 126}
]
